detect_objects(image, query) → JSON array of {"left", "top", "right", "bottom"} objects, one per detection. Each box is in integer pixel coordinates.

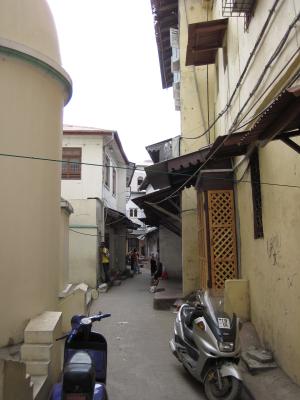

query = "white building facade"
[{"left": 61, "top": 126, "right": 134, "bottom": 287}]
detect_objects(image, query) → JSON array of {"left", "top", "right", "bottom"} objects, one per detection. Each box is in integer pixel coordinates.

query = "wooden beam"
[
  {"left": 280, "top": 137, "right": 300, "bottom": 154},
  {"left": 260, "top": 99, "right": 300, "bottom": 145},
  {"left": 145, "top": 201, "right": 181, "bottom": 222}
]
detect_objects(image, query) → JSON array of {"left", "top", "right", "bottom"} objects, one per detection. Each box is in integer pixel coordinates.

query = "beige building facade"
[
  {"left": 151, "top": 0, "right": 300, "bottom": 385},
  {"left": 0, "top": 0, "right": 73, "bottom": 397},
  {"left": 0, "top": 0, "right": 71, "bottom": 348}
]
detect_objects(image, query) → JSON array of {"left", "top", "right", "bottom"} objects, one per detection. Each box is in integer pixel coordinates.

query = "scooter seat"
[{"left": 63, "top": 351, "right": 96, "bottom": 395}]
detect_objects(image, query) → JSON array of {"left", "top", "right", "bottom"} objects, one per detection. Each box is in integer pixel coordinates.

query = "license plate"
[
  {"left": 66, "top": 395, "right": 87, "bottom": 400},
  {"left": 218, "top": 318, "right": 230, "bottom": 329}
]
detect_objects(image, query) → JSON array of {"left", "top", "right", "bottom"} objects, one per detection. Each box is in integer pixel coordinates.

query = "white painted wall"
[
  {"left": 159, "top": 226, "right": 182, "bottom": 279},
  {"left": 59, "top": 205, "right": 71, "bottom": 292},
  {"left": 102, "top": 154, "right": 127, "bottom": 214},
  {"left": 131, "top": 167, "right": 147, "bottom": 192},
  {"left": 62, "top": 134, "right": 128, "bottom": 215},
  {"left": 68, "top": 199, "right": 99, "bottom": 288},
  {"left": 61, "top": 135, "right": 104, "bottom": 200},
  {"left": 127, "top": 194, "right": 146, "bottom": 226}
]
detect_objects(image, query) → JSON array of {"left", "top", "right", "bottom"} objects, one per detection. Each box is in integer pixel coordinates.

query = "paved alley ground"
[{"left": 90, "top": 268, "right": 252, "bottom": 400}]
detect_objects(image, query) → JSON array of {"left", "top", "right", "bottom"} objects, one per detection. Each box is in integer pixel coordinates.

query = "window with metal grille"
[
  {"left": 250, "top": 149, "right": 264, "bottom": 239},
  {"left": 130, "top": 208, "right": 138, "bottom": 218},
  {"left": 222, "top": 0, "right": 256, "bottom": 31},
  {"left": 62, "top": 147, "right": 82, "bottom": 180}
]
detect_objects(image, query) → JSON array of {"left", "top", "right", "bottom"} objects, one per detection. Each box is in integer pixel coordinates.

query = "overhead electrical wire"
[
  {"left": 69, "top": 229, "right": 98, "bottom": 237},
  {"left": 148, "top": 10, "right": 300, "bottom": 204},
  {"left": 231, "top": 10, "right": 300, "bottom": 130},
  {"left": 0, "top": 2, "right": 298, "bottom": 208},
  {"left": 1, "top": 28, "right": 298, "bottom": 180},
  {"left": 181, "top": 0, "right": 287, "bottom": 140}
]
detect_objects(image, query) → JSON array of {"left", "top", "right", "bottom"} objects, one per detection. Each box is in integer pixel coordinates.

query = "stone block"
[
  {"left": 21, "top": 344, "right": 53, "bottom": 362},
  {"left": 26, "top": 361, "right": 50, "bottom": 376},
  {"left": 24, "top": 312, "right": 62, "bottom": 344},
  {"left": 247, "top": 349, "right": 274, "bottom": 363},
  {"left": 242, "top": 351, "right": 277, "bottom": 373},
  {"left": 59, "top": 285, "right": 88, "bottom": 332}
]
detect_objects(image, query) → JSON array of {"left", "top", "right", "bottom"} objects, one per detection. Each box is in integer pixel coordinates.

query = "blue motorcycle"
[{"left": 51, "top": 312, "right": 111, "bottom": 400}]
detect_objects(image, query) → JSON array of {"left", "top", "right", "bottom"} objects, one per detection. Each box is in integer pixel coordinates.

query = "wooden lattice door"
[{"left": 207, "top": 190, "right": 238, "bottom": 289}]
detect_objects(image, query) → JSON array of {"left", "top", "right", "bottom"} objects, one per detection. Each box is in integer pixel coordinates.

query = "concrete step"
[
  {"left": 31, "top": 375, "right": 49, "bottom": 400},
  {"left": 21, "top": 343, "right": 53, "bottom": 361},
  {"left": 247, "top": 348, "right": 274, "bottom": 363},
  {"left": 26, "top": 360, "right": 50, "bottom": 376},
  {"left": 241, "top": 351, "right": 277, "bottom": 373},
  {"left": 153, "top": 288, "right": 183, "bottom": 310},
  {"left": 152, "top": 279, "right": 183, "bottom": 310},
  {"left": 24, "top": 311, "right": 62, "bottom": 344}
]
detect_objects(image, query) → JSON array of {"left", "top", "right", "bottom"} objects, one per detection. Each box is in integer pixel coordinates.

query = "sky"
[{"left": 47, "top": 0, "right": 181, "bottom": 164}]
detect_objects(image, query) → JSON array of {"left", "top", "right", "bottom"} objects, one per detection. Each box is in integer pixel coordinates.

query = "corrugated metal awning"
[
  {"left": 132, "top": 187, "right": 181, "bottom": 236},
  {"left": 186, "top": 18, "right": 228, "bottom": 66},
  {"left": 206, "top": 85, "right": 300, "bottom": 158},
  {"left": 150, "top": 0, "right": 178, "bottom": 89},
  {"left": 105, "top": 207, "right": 139, "bottom": 230},
  {"left": 144, "top": 146, "right": 231, "bottom": 189}
]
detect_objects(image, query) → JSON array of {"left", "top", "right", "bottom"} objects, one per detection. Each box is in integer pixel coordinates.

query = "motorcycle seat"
[{"left": 63, "top": 351, "right": 96, "bottom": 395}]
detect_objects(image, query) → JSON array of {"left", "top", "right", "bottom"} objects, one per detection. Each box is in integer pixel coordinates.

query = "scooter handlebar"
[
  {"left": 66, "top": 328, "right": 78, "bottom": 344},
  {"left": 90, "top": 313, "right": 111, "bottom": 322},
  {"left": 56, "top": 313, "right": 111, "bottom": 342}
]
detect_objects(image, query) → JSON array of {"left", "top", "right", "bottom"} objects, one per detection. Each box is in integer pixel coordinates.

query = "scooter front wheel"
[{"left": 204, "top": 370, "right": 241, "bottom": 400}]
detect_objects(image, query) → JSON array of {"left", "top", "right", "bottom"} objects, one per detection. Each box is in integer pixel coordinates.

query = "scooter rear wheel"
[{"left": 204, "top": 371, "right": 241, "bottom": 400}]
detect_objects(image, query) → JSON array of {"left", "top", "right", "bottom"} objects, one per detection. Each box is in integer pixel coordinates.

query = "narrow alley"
[
  {"left": 90, "top": 269, "right": 207, "bottom": 400},
  {"left": 90, "top": 268, "right": 252, "bottom": 400}
]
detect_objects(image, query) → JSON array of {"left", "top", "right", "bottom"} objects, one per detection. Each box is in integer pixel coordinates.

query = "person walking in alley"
[
  {"left": 100, "top": 242, "right": 110, "bottom": 283},
  {"left": 131, "top": 248, "right": 140, "bottom": 274}
]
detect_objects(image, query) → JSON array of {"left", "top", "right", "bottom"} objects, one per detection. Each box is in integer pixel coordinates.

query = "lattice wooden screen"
[{"left": 208, "top": 190, "right": 238, "bottom": 289}]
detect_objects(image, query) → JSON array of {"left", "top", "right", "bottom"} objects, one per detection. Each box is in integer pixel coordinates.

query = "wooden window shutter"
[{"left": 62, "top": 147, "right": 82, "bottom": 180}]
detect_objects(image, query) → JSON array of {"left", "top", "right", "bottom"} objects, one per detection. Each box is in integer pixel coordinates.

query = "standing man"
[
  {"left": 131, "top": 248, "right": 140, "bottom": 274},
  {"left": 100, "top": 242, "right": 110, "bottom": 283}
]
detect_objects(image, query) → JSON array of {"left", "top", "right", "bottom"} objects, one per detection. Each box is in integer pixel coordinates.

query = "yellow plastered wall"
[
  {"left": 178, "top": 0, "right": 300, "bottom": 383},
  {"left": 237, "top": 140, "right": 300, "bottom": 384},
  {"left": 179, "top": 0, "right": 216, "bottom": 295}
]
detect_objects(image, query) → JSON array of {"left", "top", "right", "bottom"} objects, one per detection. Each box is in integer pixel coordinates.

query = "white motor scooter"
[{"left": 170, "top": 290, "right": 243, "bottom": 400}]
